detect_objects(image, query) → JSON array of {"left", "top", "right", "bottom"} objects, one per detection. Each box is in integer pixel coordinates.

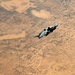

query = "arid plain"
[{"left": 0, "top": 0, "right": 75, "bottom": 75}]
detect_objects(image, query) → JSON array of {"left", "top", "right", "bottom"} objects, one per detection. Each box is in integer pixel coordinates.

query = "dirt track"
[{"left": 0, "top": 0, "right": 75, "bottom": 75}]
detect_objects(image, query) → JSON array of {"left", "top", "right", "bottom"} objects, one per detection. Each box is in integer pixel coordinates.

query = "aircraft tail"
[
  {"left": 54, "top": 22, "right": 58, "bottom": 27},
  {"left": 34, "top": 35, "right": 41, "bottom": 39},
  {"left": 34, "top": 35, "right": 39, "bottom": 37}
]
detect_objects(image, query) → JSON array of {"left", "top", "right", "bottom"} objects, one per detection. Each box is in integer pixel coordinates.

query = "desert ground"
[{"left": 0, "top": 0, "right": 75, "bottom": 75}]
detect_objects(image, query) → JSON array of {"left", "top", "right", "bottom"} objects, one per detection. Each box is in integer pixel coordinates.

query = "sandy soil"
[{"left": 0, "top": 0, "right": 75, "bottom": 75}]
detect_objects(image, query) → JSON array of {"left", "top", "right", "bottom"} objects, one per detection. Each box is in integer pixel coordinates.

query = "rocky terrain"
[{"left": 0, "top": 0, "right": 75, "bottom": 75}]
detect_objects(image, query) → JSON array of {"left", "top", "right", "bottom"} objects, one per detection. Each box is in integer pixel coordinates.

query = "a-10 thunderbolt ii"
[{"left": 34, "top": 22, "right": 59, "bottom": 39}]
